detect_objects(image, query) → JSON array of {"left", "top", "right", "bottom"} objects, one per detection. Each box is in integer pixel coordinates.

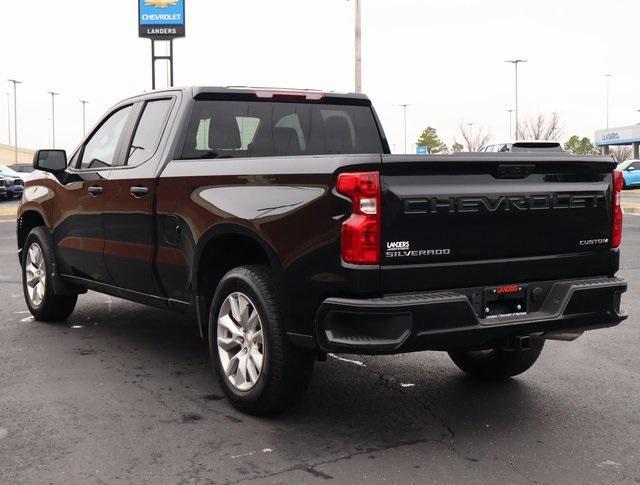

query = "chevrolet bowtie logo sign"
[
  {"left": 145, "top": 0, "right": 178, "bottom": 7},
  {"left": 139, "top": 0, "right": 185, "bottom": 39}
]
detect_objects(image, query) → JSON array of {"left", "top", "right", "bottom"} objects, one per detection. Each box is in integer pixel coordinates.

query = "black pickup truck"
[{"left": 18, "top": 87, "right": 627, "bottom": 415}]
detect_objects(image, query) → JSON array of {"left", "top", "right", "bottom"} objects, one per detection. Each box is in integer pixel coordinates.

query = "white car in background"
[
  {"left": 0, "top": 162, "right": 26, "bottom": 182},
  {"left": 0, "top": 163, "right": 26, "bottom": 200}
]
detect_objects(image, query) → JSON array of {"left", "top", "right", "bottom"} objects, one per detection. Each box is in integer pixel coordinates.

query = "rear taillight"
[
  {"left": 337, "top": 171, "right": 381, "bottom": 264},
  {"left": 612, "top": 170, "right": 623, "bottom": 248}
]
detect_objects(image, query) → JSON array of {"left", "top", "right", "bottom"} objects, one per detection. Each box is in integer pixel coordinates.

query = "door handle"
[
  {"left": 130, "top": 186, "right": 149, "bottom": 197},
  {"left": 88, "top": 186, "right": 103, "bottom": 196}
]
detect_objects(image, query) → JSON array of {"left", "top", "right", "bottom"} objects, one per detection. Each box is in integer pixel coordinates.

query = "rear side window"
[
  {"left": 127, "top": 99, "right": 173, "bottom": 167},
  {"left": 180, "top": 99, "right": 383, "bottom": 159}
]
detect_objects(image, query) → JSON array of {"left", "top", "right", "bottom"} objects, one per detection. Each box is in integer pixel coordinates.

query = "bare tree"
[
  {"left": 456, "top": 124, "right": 491, "bottom": 152},
  {"left": 609, "top": 146, "right": 632, "bottom": 164},
  {"left": 517, "top": 113, "right": 564, "bottom": 140}
]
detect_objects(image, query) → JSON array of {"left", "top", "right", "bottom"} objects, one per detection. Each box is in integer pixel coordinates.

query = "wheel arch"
[
  {"left": 17, "top": 209, "right": 48, "bottom": 258},
  {"left": 192, "top": 223, "right": 285, "bottom": 338}
]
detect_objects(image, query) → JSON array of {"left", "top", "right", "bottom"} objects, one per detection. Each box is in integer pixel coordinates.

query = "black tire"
[
  {"left": 208, "top": 265, "right": 315, "bottom": 416},
  {"left": 448, "top": 339, "right": 544, "bottom": 379},
  {"left": 21, "top": 227, "right": 77, "bottom": 322}
]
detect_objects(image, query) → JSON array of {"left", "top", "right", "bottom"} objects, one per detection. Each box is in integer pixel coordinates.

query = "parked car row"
[{"left": 0, "top": 163, "right": 26, "bottom": 200}]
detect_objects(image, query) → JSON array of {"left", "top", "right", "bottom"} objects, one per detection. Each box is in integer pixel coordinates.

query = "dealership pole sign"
[{"left": 139, "top": 0, "right": 185, "bottom": 39}]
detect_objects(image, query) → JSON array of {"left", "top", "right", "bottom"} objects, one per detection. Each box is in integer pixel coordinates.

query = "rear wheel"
[
  {"left": 208, "top": 265, "right": 315, "bottom": 415},
  {"left": 22, "top": 227, "right": 77, "bottom": 321},
  {"left": 448, "top": 339, "right": 544, "bottom": 379}
]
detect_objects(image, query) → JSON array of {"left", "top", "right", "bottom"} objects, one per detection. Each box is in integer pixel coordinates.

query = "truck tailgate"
[{"left": 380, "top": 154, "right": 618, "bottom": 292}]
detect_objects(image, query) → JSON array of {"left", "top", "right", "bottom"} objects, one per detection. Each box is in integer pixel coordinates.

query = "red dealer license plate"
[{"left": 482, "top": 284, "right": 528, "bottom": 319}]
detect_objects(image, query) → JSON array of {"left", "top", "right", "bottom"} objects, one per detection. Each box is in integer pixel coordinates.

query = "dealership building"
[{"left": 595, "top": 124, "right": 640, "bottom": 159}]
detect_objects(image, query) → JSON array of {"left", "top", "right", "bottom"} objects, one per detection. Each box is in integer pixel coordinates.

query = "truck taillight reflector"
[
  {"left": 337, "top": 171, "right": 380, "bottom": 264},
  {"left": 612, "top": 171, "right": 623, "bottom": 248}
]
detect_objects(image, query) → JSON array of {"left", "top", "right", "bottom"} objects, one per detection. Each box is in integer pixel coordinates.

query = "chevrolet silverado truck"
[{"left": 18, "top": 87, "right": 627, "bottom": 415}]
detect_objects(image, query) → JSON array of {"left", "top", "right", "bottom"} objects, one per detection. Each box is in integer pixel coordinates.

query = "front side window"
[
  {"left": 180, "top": 99, "right": 383, "bottom": 159},
  {"left": 127, "top": 99, "right": 173, "bottom": 167},
  {"left": 80, "top": 106, "right": 133, "bottom": 170}
]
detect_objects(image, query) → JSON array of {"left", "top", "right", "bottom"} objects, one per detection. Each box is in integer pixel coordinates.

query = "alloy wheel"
[
  {"left": 25, "top": 242, "right": 46, "bottom": 306},
  {"left": 217, "top": 292, "right": 264, "bottom": 391}
]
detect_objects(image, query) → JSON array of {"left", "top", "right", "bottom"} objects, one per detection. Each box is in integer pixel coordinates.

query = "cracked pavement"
[{"left": 1, "top": 215, "right": 640, "bottom": 484}]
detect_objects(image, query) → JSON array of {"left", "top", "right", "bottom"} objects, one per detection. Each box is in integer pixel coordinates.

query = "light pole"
[
  {"left": 354, "top": 0, "right": 362, "bottom": 93},
  {"left": 80, "top": 100, "right": 89, "bottom": 136},
  {"left": 5, "top": 92, "right": 10, "bottom": 145},
  {"left": 465, "top": 123, "right": 476, "bottom": 151},
  {"left": 505, "top": 59, "right": 527, "bottom": 138},
  {"left": 466, "top": 122, "right": 475, "bottom": 139},
  {"left": 399, "top": 104, "right": 409, "bottom": 154},
  {"left": 506, "top": 109, "right": 515, "bottom": 139},
  {"left": 48, "top": 91, "right": 59, "bottom": 148},
  {"left": 8, "top": 79, "right": 22, "bottom": 164},
  {"left": 605, "top": 74, "right": 612, "bottom": 129}
]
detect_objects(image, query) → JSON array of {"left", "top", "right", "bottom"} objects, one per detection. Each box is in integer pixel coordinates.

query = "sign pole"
[
  {"left": 150, "top": 40, "right": 175, "bottom": 90},
  {"left": 169, "top": 39, "right": 174, "bottom": 87},
  {"left": 151, "top": 39, "right": 156, "bottom": 90},
  {"left": 139, "top": 0, "right": 185, "bottom": 90}
]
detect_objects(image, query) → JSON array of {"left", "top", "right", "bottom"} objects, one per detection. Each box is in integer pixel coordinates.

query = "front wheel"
[
  {"left": 448, "top": 339, "right": 545, "bottom": 379},
  {"left": 208, "top": 265, "right": 315, "bottom": 416},
  {"left": 22, "top": 227, "right": 77, "bottom": 321}
]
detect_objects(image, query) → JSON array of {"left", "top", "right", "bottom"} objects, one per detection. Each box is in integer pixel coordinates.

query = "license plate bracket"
[{"left": 482, "top": 284, "right": 528, "bottom": 319}]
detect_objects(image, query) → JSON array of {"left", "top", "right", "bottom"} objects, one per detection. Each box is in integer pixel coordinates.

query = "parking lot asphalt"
[{"left": 1, "top": 216, "right": 639, "bottom": 484}]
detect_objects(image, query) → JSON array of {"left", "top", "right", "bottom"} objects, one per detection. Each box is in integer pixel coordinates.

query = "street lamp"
[
  {"left": 355, "top": 0, "right": 361, "bottom": 93},
  {"left": 8, "top": 79, "right": 22, "bottom": 164},
  {"left": 5, "top": 92, "right": 10, "bottom": 145},
  {"left": 399, "top": 104, "right": 409, "bottom": 154},
  {"left": 505, "top": 59, "right": 527, "bottom": 138},
  {"left": 466, "top": 122, "right": 475, "bottom": 140},
  {"left": 48, "top": 91, "right": 59, "bottom": 148},
  {"left": 506, "top": 109, "right": 515, "bottom": 140},
  {"left": 348, "top": 0, "right": 362, "bottom": 93},
  {"left": 605, "top": 74, "right": 613, "bottom": 129},
  {"left": 80, "top": 100, "right": 89, "bottom": 136}
]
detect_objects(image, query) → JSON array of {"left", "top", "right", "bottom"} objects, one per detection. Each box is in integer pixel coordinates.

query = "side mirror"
[
  {"left": 33, "top": 149, "right": 67, "bottom": 173},
  {"left": 628, "top": 166, "right": 636, "bottom": 172}
]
